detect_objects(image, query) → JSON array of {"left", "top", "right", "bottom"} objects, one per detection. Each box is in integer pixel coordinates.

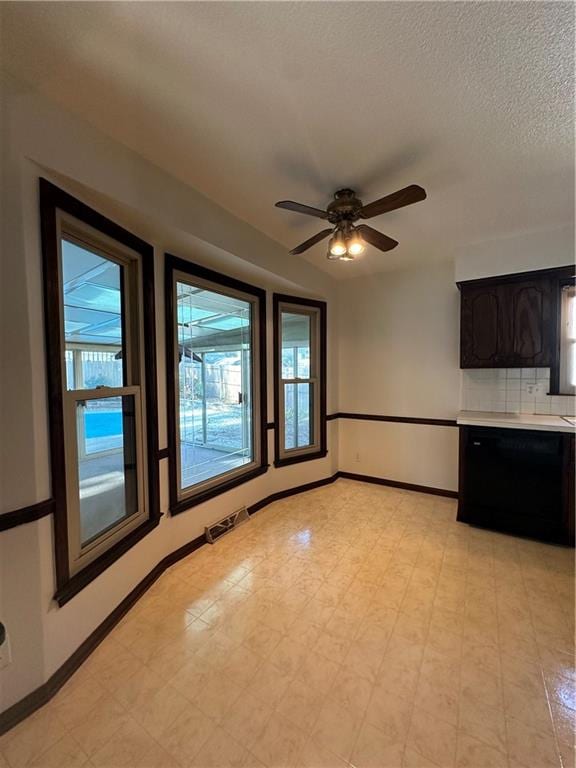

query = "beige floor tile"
[
  {"left": 192, "top": 670, "right": 243, "bottom": 721},
  {"left": 549, "top": 702, "right": 576, "bottom": 748},
  {"left": 503, "top": 679, "right": 555, "bottom": 736},
  {"left": 251, "top": 713, "right": 307, "bottom": 768},
  {"left": 505, "top": 717, "right": 561, "bottom": 768},
  {"left": 364, "top": 686, "right": 413, "bottom": 746},
  {"left": 51, "top": 676, "right": 109, "bottom": 730},
  {"left": 402, "top": 745, "right": 441, "bottom": 768},
  {"left": 415, "top": 673, "right": 459, "bottom": 727},
  {"left": 293, "top": 650, "right": 340, "bottom": 696},
  {"left": 459, "top": 689, "right": 507, "bottom": 753},
  {"left": 329, "top": 668, "right": 373, "bottom": 714},
  {"left": 113, "top": 666, "right": 168, "bottom": 711},
  {"left": 27, "top": 735, "right": 89, "bottom": 768},
  {"left": 90, "top": 717, "right": 179, "bottom": 768},
  {"left": 4, "top": 483, "right": 576, "bottom": 768},
  {"left": 189, "top": 729, "right": 249, "bottom": 768},
  {"left": 351, "top": 720, "right": 405, "bottom": 768},
  {"left": 69, "top": 696, "right": 131, "bottom": 757},
  {"left": 455, "top": 733, "right": 508, "bottom": 768},
  {"left": 222, "top": 693, "right": 272, "bottom": 750},
  {"left": 312, "top": 698, "right": 363, "bottom": 763},
  {"left": 156, "top": 703, "right": 214, "bottom": 765},
  {"left": 276, "top": 677, "right": 323, "bottom": 734},
  {"left": 246, "top": 658, "right": 294, "bottom": 706},
  {"left": 130, "top": 683, "right": 190, "bottom": 740},
  {"left": 296, "top": 737, "right": 349, "bottom": 768},
  {"left": 0, "top": 707, "right": 67, "bottom": 768},
  {"left": 407, "top": 707, "right": 458, "bottom": 768},
  {"left": 460, "top": 663, "right": 503, "bottom": 710}
]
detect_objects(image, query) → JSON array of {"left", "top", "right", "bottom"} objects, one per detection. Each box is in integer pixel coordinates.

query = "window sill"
[
  {"left": 170, "top": 464, "right": 269, "bottom": 516},
  {"left": 54, "top": 515, "right": 161, "bottom": 607},
  {"left": 274, "top": 449, "right": 328, "bottom": 468}
]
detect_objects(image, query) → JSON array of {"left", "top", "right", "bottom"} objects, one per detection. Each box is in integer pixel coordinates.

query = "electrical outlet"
[
  {"left": 355, "top": 452, "right": 361, "bottom": 463},
  {"left": 0, "top": 623, "right": 11, "bottom": 670}
]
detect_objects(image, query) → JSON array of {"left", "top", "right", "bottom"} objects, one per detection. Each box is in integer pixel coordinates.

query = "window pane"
[
  {"left": 177, "top": 281, "right": 253, "bottom": 490},
  {"left": 281, "top": 312, "right": 310, "bottom": 378},
  {"left": 560, "top": 286, "right": 576, "bottom": 393},
  {"left": 76, "top": 395, "right": 138, "bottom": 546},
  {"left": 61, "top": 239, "right": 124, "bottom": 390},
  {"left": 284, "top": 382, "right": 313, "bottom": 450}
]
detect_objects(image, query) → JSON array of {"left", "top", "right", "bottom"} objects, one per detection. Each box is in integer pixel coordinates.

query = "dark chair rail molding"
[
  {"left": 0, "top": 469, "right": 456, "bottom": 736},
  {"left": 1, "top": 414, "right": 456, "bottom": 531},
  {"left": 0, "top": 499, "right": 55, "bottom": 532},
  {"left": 330, "top": 413, "right": 458, "bottom": 427}
]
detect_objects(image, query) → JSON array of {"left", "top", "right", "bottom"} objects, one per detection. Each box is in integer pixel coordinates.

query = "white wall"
[
  {"left": 337, "top": 263, "right": 461, "bottom": 491},
  {"left": 455, "top": 226, "right": 574, "bottom": 283},
  {"left": 0, "top": 74, "right": 339, "bottom": 713}
]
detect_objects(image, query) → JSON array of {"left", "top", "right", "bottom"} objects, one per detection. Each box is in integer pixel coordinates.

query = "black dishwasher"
[{"left": 458, "top": 426, "right": 569, "bottom": 544}]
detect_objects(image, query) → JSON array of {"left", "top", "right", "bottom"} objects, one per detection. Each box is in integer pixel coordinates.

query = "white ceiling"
[{"left": 1, "top": 2, "right": 574, "bottom": 278}]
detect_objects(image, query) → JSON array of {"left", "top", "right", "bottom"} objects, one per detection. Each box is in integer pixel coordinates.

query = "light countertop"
[{"left": 457, "top": 411, "right": 576, "bottom": 433}]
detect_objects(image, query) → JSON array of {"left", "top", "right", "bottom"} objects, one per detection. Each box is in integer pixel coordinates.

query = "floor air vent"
[{"left": 205, "top": 506, "right": 249, "bottom": 544}]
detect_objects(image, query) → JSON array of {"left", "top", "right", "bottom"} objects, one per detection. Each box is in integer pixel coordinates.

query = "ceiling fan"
[{"left": 275, "top": 184, "right": 426, "bottom": 261}]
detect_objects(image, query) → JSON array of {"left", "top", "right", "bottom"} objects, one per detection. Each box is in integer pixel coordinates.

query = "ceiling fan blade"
[
  {"left": 357, "top": 225, "right": 398, "bottom": 252},
  {"left": 359, "top": 185, "right": 426, "bottom": 219},
  {"left": 275, "top": 200, "right": 328, "bottom": 219},
  {"left": 289, "top": 228, "right": 333, "bottom": 255}
]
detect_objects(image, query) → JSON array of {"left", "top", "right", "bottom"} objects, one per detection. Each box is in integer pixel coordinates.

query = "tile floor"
[{"left": 1, "top": 479, "right": 574, "bottom": 768}]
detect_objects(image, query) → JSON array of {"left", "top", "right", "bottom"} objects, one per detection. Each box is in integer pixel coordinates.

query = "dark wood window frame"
[
  {"left": 165, "top": 254, "right": 268, "bottom": 515},
  {"left": 40, "top": 179, "right": 160, "bottom": 607},
  {"left": 273, "top": 293, "right": 327, "bottom": 468},
  {"left": 550, "top": 269, "right": 576, "bottom": 396}
]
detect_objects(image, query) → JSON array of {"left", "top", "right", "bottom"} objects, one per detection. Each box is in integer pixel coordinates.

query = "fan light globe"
[
  {"left": 347, "top": 231, "right": 365, "bottom": 256},
  {"left": 328, "top": 232, "right": 347, "bottom": 257}
]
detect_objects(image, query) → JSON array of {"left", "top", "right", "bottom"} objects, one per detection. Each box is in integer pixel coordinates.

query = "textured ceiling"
[{"left": 1, "top": 2, "right": 574, "bottom": 278}]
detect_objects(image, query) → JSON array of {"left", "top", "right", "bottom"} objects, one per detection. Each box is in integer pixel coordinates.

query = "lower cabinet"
[{"left": 457, "top": 426, "right": 575, "bottom": 545}]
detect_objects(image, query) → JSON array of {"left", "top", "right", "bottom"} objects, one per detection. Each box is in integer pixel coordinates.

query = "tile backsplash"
[{"left": 461, "top": 368, "right": 575, "bottom": 416}]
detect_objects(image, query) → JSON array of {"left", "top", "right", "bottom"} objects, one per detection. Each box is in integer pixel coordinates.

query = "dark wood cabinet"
[
  {"left": 459, "top": 272, "right": 554, "bottom": 368},
  {"left": 458, "top": 426, "right": 574, "bottom": 546}
]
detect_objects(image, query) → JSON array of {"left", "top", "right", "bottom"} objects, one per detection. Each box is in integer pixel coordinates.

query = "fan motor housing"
[{"left": 326, "top": 189, "right": 363, "bottom": 223}]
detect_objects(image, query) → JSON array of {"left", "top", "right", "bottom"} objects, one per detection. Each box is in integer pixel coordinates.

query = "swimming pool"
[{"left": 84, "top": 411, "right": 122, "bottom": 439}]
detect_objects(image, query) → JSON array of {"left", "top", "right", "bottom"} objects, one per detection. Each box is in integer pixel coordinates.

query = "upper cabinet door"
[
  {"left": 461, "top": 286, "right": 501, "bottom": 367},
  {"left": 505, "top": 279, "right": 553, "bottom": 366},
  {"left": 459, "top": 273, "right": 554, "bottom": 368}
]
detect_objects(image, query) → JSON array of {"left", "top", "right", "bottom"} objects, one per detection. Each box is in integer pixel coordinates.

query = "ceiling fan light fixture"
[
  {"left": 328, "top": 231, "right": 347, "bottom": 257},
  {"left": 346, "top": 230, "right": 365, "bottom": 256}
]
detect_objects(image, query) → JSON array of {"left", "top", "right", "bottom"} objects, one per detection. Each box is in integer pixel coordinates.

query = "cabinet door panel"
[
  {"left": 505, "top": 278, "right": 552, "bottom": 366},
  {"left": 460, "top": 287, "right": 500, "bottom": 367}
]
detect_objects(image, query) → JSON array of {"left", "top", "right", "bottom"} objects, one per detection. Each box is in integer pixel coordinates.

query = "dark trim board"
[
  {"left": 0, "top": 470, "right": 457, "bottom": 737},
  {"left": 335, "top": 413, "right": 458, "bottom": 427},
  {"left": 0, "top": 499, "right": 55, "bottom": 532},
  {"left": 247, "top": 473, "right": 338, "bottom": 515},
  {"left": 0, "top": 413, "right": 456, "bottom": 532},
  {"left": 338, "top": 471, "right": 458, "bottom": 498}
]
